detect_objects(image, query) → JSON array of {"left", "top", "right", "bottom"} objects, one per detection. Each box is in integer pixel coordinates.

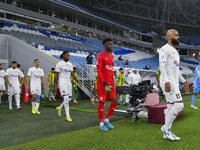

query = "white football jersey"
[
  {"left": 27, "top": 67, "right": 44, "bottom": 87},
  {"left": 6, "top": 68, "right": 22, "bottom": 86},
  {"left": 0, "top": 70, "right": 6, "bottom": 84},
  {"left": 159, "top": 44, "right": 180, "bottom": 84},
  {"left": 55, "top": 60, "right": 73, "bottom": 82}
]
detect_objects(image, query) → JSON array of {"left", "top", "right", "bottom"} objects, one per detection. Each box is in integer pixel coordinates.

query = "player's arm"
[
  {"left": 5, "top": 75, "right": 11, "bottom": 86},
  {"left": 41, "top": 76, "right": 46, "bottom": 91},
  {"left": 52, "top": 72, "right": 59, "bottom": 93},
  {"left": 47, "top": 73, "right": 52, "bottom": 85},
  {"left": 179, "top": 71, "right": 188, "bottom": 91},
  {"left": 26, "top": 75, "right": 30, "bottom": 91},
  {"left": 125, "top": 80, "right": 129, "bottom": 85},
  {"left": 71, "top": 71, "right": 82, "bottom": 87},
  {"left": 159, "top": 48, "right": 170, "bottom": 92},
  {"left": 156, "top": 75, "right": 159, "bottom": 88}
]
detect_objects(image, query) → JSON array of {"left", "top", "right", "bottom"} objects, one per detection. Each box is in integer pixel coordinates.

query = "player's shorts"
[
  {"left": 97, "top": 85, "right": 117, "bottom": 102},
  {"left": 0, "top": 84, "right": 6, "bottom": 91},
  {"left": 159, "top": 87, "right": 163, "bottom": 93},
  {"left": 72, "top": 84, "right": 77, "bottom": 91},
  {"left": 31, "top": 85, "right": 41, "bottom": 95},
  {"left": 8, "top": 85, "right": 20, "bottom": 95},
  {"left": 59, "top": 81, "right": 72, "bottom": 96},
  {"left": 48, "top": 84, "right": 56, "bottom": 91},
  {"left": 160, "top": 81, "right": 182, "bottom": 103},
  {"left": 193, "top": 86, "right": 200, "bottom": 94}
]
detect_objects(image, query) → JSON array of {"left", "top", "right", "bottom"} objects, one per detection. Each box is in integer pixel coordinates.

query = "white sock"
[
  {"left": 165, "top": 103, "right": 184, "bottom": 127},
  {"left": 100, "top": 122, "right": 104, "bottom": 127},
  {"left": 32, "top": 101, "right": 36, "bottom": 109},
  {"left": 165, "top": 104, "right": 174, "bottom": 128},
  {"left": 63, "top": 95, "right": 70, "bottom": 116},
  {"left": 8, "top": 95, "right": 12, "bottom": 104},
  {"left": 35, "top": 103, "right": 40, "bottom": 111},
  {"left": 59, "top": 101, "right": 64, "bottom": 110},
  {"left": 15, "top": 94, "right": 20, "bottom": 108},
  {"left": 104, "top": 118, "right": 109, "bottom": 122}
]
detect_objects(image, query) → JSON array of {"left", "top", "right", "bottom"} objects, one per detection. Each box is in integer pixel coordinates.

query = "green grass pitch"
[{"left": 1, "top": 94, "right": 200, "bottom": 150}]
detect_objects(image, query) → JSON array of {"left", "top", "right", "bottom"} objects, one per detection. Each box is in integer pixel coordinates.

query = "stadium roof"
[{"left": 70, "top": 0, "right": 200, "bottom": 28}]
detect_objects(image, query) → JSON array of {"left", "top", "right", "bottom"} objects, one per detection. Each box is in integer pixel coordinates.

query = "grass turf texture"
[{"left": 1, "top": 94, "right": 200, "bottom": 150}]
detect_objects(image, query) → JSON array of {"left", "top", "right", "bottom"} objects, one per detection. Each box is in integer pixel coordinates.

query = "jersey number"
[{"left": 176, "top": 93, "right": 180, "bottom": 99}]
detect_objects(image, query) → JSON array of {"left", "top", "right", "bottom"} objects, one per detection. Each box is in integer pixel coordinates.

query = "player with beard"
[
  {"left": 159, "top": 29, "right": 188, "bottom": 141},
  {"left": 53, "top": 51, "right": 82, "bottom": 121},
  {"left": 96, "top": 38, "right": 117, "bottom": 131}
]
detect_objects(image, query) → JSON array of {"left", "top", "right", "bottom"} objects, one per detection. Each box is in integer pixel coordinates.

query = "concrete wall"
[{"left": 0, "top": 34, "right": 9, "bottom": 70}]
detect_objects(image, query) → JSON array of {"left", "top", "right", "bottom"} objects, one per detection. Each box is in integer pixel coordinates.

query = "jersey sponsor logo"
[
  {"left": 173, "top": 60, "right": 179, "bottom": 67},
  {"left": 106, "top": 65, "right": 114, "bottom": 71},
  {"left": 64, "top": 69, "right": 71, "bottom": 73},
  {"left": 34, "top": 75, "right": 41, "bottom": 78},
  {"left": 11, "top": 74, "right": 18, "bottom": 77},
  {"left": 105, "top": 58, "right": 107, "bottom": 60},
  {"left": 0, "top": 76, "right": 4, "bottom": 78}
]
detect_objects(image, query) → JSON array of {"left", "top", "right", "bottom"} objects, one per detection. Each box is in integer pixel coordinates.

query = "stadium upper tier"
[{"left": 0, "top": 22, "right": 135, "bottom": 55}]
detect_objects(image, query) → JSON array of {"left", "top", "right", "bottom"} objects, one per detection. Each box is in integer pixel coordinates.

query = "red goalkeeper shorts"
[{"left": 97, "top": 85, "right": 117, "bottom": 102}]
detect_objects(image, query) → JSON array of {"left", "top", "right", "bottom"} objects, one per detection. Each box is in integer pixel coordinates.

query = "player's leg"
[
  {"left": 191, "top": 87, "right": 198, "bottom": 109},
  {"left": 31, "top": 93, "right": 37, "bottom": 114},
  {"left": 117, "top": 94, "right": 121, "bottom": 105},
  {"left": 52, "top": 85, "right": 57, "bottom": 101},
  {"left": 15, "top": 92, "right": 22, "bottom": 111},
  {"left": 104, "top": 85, "right": 117, "bottom": 129},
  {"left": 159, "top": 87, "right": 163, "bottom": 103},
  {"left": 41, "top": 83, "right": 44, "bottom": 99},
  {"left": 122, "top": 94, "right": 127, "bottom": 106},
  {"left": 48, "top": 85, "right": 52, "bottom": 101},
  {"left": 73, "top": 86, "right": 78, "bottom": 103},
  {"left": 8, "top": 86, "right": 13, "bottom": 110},
  {"left": 97, "top": 85, "right": 108, "bottom": 131},
  {"left": 34, "top": 89, "right": 42, "bottom": 114}
]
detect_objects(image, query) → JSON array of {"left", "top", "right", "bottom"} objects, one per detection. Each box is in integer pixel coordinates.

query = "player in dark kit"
[{"left": 96, "top": 38, "right": 117, "bottom": 131}]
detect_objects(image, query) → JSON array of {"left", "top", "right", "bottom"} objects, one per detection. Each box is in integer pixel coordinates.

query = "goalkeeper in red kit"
[{"left": 97, "top": 38, "right": 117, "bottom": 131}]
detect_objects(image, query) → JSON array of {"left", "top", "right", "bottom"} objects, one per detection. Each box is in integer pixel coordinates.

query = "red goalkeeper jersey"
[{"left": 96, "top": 51, "right": 114, "bottom": 86}]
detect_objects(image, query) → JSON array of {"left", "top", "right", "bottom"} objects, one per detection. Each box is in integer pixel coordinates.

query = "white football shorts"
[{"left": 160, "top": 80, "right": 182, "bottom": 103}]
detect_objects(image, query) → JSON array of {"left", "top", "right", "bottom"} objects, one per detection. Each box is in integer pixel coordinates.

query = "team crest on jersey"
[
  {"left": 161, "top": 55, "right": 165, "bottom": 60},
  {"left": 100, "top": 97, "right": 104, "bottom": 101}
]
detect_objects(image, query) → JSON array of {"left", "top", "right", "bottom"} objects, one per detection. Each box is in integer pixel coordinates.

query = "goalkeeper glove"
[{"left": 103, "top": 81, "right": 112, "bottom": 93}]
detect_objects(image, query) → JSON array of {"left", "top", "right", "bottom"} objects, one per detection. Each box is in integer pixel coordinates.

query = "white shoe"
[
  {"left": 9, "top": 103, "right": 12, "bottom": 110},
  {"left": 163, "top": 134, "right": 181, "bottom": 140},
  {"left": 161, "top": 125, "right": 175, "bottom": 141},
  {"left": 190, "top": 105, "right": 198, "bottom": 109}
]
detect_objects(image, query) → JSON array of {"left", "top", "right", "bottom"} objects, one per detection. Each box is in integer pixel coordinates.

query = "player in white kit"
[
  {"left": 5, "top": 61, "right": 24, "bottom": 110},
  {"left": 0, "top": 64, "right": 6, "bottom": 104},
  {"left": 53, "top": 51, "right": 82, "bottom": 121},
  {"left": 159, "top": 29, "right": 188, "bottom": 141},
  {"left": 27, "top": 59, "right": 46, "bottom": 115},
  {"left": 17, "top": 64, "right": 25, "bottom": 95}
]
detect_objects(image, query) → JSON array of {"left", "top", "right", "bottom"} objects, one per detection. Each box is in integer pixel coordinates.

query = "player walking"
[
  {"left": 71, "top": 67, "right": 78, "bottom": 103},
  {"left": 5, "top": 61, "right": 25, "bottom": 110},
  {"left": 27, "top": 59, "right": 46, "bottom": 115},
  {"left": 53, "top": 51, "right": 81, "bottom": 121},
  {"left": 96, "top": 38, "right": 118, "bottom": 131},
  {"left": 190, "top": 60, "right": 200, "bottom": 109},
  {"left": 116, "top": 68, "right": 129, "bottom": 106},
  {"left": 159, "top": 29, "right": 188, "bottom": 141},
  {"left": 47, "top": 68, "right": 56, "bottom": 101},
  {"left": 0, "top": 64, "right": 6, "bottom": 104}
]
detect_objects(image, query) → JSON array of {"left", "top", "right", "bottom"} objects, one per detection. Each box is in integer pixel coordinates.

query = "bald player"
[{"left": 159, "top": 29, "right": 188, "bottom": 141}]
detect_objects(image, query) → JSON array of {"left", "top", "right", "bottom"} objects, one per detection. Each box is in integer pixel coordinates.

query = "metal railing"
[{"left": 74, "top": 62, "right": 97, "bottom": 99}]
